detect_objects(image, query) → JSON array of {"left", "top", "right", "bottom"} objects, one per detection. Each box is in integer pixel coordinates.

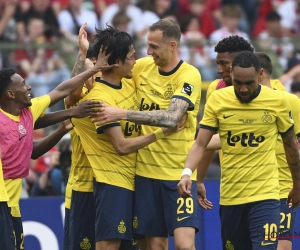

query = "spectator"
[
  {"left": 277, "top": 0, "right": 300, "bottom": 35},
  {"left": 92, "top": 0, "right": 115, "bottom": 18},
  {"left": 209, "top": 3, "right": 250, "bottom": 59},
  {"left": 19, "top": 0, "right": 66, "bottom": 16},
  {"left": 58, "top": 0, "right": 98, "bottom": 44},
  {"left": 258, "top": 10, "right": 294, "bottom": 70},
  {"left": 15, "top": 17, "right": 70, "bottom": 100},
  {"left": 111, "top": 10, "right": 131, "bottom": 33},
  {"left": 15, "top": 0, "right": 60, "bottom": 41},
  {"left": 100, "top": 0, "right": 145, "bottom": 37},
  {"left": 179, "top": 14, "right": 214, "bottom": 80}
]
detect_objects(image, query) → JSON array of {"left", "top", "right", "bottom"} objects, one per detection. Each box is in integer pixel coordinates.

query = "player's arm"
[
  {"left": 281, "top": 128, "right": 300, "bottom": 208},
  {"left": 206, "top": 134, "right": 221, "bottom": 151},
  {"left": 94, "top": 97, "right": 190, "bottom": 128},
  {"left": 31, "top": 120, "right": 72, "bottom": 159},
  {"left": 177, "top": 128, "right": 216, "bottom": 197},
  {"left": 34, "top": 101, "right": 101, "bottom": 129},
  {"left": 103, "top": 125, "right": 181, "bottom": 156}
]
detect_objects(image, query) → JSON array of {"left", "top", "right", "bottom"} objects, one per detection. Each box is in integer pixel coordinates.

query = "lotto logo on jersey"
[
  {"left": 124, "top": 122, "right": 141, "bottom": 136},
  {"left": 227, "top": 131, "right": 265, "bottom": 147},
  {"left": 140, "top": 98, "right": 160, "bottom": 111}
]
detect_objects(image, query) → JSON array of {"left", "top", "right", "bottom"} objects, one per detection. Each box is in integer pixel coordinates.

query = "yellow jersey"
[
  {"left": 132, "top": 57, "right": 202, "bottom": 180},
  {"left": 201, "top": 85, "right": 293, "bottom": 205},
  {"left": 72, "top": 78, "right": 140, "bottom": 191}
]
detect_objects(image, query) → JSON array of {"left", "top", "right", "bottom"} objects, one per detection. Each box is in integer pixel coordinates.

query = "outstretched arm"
[
  {"left": 94, "top": 98, "right": 190, "bottom": 128},
  {"left": 34, "top": 101, "right": 101, "bottom": 129},
  {"left": 31, "top": 120, "right": 73, "bottom": 159}
]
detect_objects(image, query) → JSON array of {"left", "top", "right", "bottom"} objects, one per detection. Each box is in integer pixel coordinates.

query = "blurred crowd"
[{"left": 3, "top": 0, "right": 300, "bottom": 196}]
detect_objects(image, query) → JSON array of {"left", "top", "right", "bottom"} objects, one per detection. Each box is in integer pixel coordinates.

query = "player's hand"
[
  {"left": 287, "top": 186, "right": 300, "bottom": 208},
  {"left": 90, "top": 101, "right": 123, "bottom": 125},
  {"left": 70, "top": 100, "right": 101, "bottom": 118},
  {"left": 197, "top": 182, "right": 213, "bottom": 209},
  {"left": 161, "top": 113, "right": 187, "bottom": 136},
  {"left": 61, "top": 119, "right": 73, "bottom": 132},
  {"left": 177, "top": 175, "right": 192, "bottom": 197},
  {"left": 78, "top": 23, "right": 89, "bottom": 54},
  {"left": 93, "top": 46, "right": 119, "bottom": 72}
]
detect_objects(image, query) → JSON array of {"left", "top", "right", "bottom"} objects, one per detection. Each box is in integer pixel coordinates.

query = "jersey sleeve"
[
  {"left": 172, "top": 68, "right": 202, "bottom": 111},
  {"left": 288, "top": 93, "right": 300, "bottom": 137},
  {"left": 30, "top": 95, "right": 51, "bottom": 123},
  {"left": 276, "top": 93, "right": 294, "bottom": 135},
  {"left": 199, "top": 93, "right": 219, "bottom": 131}
]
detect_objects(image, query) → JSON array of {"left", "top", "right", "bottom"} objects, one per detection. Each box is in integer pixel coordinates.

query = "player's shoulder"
[
  {"left": 136, "top": 56, "right": 154, "bottom": 68},
  {"left": 270, "top": 79, "right": 286, "bottom": 91},
  {"left": 209, "top": 85, "right": 234, "bottom": 99},
  {"left": 208, "top": 79, "right": 220, "bottom": 91}
]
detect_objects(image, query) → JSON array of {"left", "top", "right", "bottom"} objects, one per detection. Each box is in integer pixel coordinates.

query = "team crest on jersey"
[
  {"left": 225, "top": 240, "right": 234, "bottom": 250},
  {"left": 18, "top": 124, "right": 26, "bottom": 134},
  {"left": 80, "top": 237, "right": 91, "bottom": 250},
  {"left": 181, "top": 83, "right": 194, "bottom": 96},
  {"left": 164, "top": 84, "right": 173, "bottom": 99},
  {"left": 133, "top": 216, "right": 138, "bottom": 229},
  {"left": 261, "top": 111, "right": 272, "bottom": 123},
  {"left": 118, "top": 220, "right": 126, "bottom": 233}
]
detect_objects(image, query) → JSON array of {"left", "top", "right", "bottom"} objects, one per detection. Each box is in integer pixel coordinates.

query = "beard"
[{"left": 234, "top": 89, "right": 257, "bottom": 104}]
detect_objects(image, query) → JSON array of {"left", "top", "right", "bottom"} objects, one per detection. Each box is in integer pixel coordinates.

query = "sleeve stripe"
[
  {"left": 172, "top": 95, "right": 194, "bottom": 111},
  {"left": 200, "top": 124, "right": 218, "bottom": 131},
  {"left": 279, "top": 124, "right": 294, "bottom": 136},
  {"left": 96, "top": 122, "right": 120, "bottom": 134}
]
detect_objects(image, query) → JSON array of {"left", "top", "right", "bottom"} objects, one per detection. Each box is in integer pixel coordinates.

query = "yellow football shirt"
[
  {"left": 270, "top": 79, "right": 286, "bottom": 91},
  {"left": 275, "top": 92, "right": 300, "bottom": 198},
  {"left": 206, "top": 79, "right": 220, "bottom": 101},
  {"left": 201, "top": 85, "right": 293, "bottom": 205},
  {"left": 0, "top": 159, "right": 8, "bottom": 202},
  {"left": 132, "top": 57, "right": 202, "bottom": 180},
  {"left": 72, "top": 78, "right": 140, "bottom": 191},
  {"left": 4, "top": 95, "right": 50, "bottom": 217},
  {"left": 64, "top": 89, "right": 94, "bottom": 209}
]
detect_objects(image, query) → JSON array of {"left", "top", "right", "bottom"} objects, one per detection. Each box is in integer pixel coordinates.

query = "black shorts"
[{"left": 0, "top": 202, "right": 15, "bottom": 250}]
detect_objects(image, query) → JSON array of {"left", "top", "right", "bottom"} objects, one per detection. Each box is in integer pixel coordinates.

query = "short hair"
[
  {"left": 0, "top": 68, "right": 16, "bottom": 95},
  {"left": 291, "top": 82, "right": 300, "bottom": 93},
  {"left": 215, "top": 35, "right": 254, "bottom": 54},
  {"left": 232, "top": 51, "right": 260, "bottom": 72},
  {"left": 255, "top": 52, "right": 273, "bottom": 75},
  {"left": 112, "top": 10, "right": 131, "bottom": 27},
  {"left": 266, "top": 10, "right": 281, "bottom": 22},
  {"left": 149, "top": 18, "right": 181, "bottom": 42},
  {"left": 89, "top": 26, "right": 134, "bottom": 71}
]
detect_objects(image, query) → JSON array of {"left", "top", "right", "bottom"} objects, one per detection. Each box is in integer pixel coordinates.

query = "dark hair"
[
  {"left": 149, "top": 18, "right": 181, "bottom": 42},
  {"left": 291, "top": 82, "right": 300, "bottom": 93},
  {"left": 89, "top": 26, "right": 134, "bottom": 72},
  {"left": 214, "top": 35, "right": 254, "bottom": 54},
  {"left": 232, "top": 51, "right": 260, "bottom": 72},
  {"left": 255, "top": 52, "right": 273, "bottom": 75},
  {"left": 266, "top": 10, "right": 281, "bottom": 22},
  {"left": 0, "top": 68, "right": 16, "bottom": 95}
]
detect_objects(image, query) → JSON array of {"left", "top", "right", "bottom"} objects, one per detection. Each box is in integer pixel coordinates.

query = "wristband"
[
  {"left": 154, "top": 128, "right": 165, "bottom": 140},
  {"left": 181, "top": 168, "right": 193, "bottom": 177}
]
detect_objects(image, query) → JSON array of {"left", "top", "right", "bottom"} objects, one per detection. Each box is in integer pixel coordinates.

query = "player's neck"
[
  {"left": 0, "top": 102, "right": 22, "bottom": 116},
  {"left": 100, "top": 73, "right": 122, "bottom": 87},
  {"left": 159, "top": 54, "right": 181, "bottom": 73},
  {"left": 260, "top": 79, "right": 272, "bottom": 89}
]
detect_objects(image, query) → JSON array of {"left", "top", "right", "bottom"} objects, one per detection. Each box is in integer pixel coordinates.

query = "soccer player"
[
  {"left": 72, "top": 26, "right": 183, "bottom": 250},
  {"left": 177, "top": 51, "right": 300, "bottom": 250},
  {"left": 0, "top": 54, "right": 113, "bottom": 250},
  {"left": 92, "top": 18, "right": 202, "bottom": 250}
]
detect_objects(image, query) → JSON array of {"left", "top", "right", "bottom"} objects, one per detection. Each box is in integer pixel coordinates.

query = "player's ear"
[
  {"left": 6, "top": 89, "right": 15, "bottom": 100},
  {"left": 170, "top": 40, "right": 177, "bottom": 52},
  {"left": 258, "top": 68, "right": 264, "bottom": 82}
]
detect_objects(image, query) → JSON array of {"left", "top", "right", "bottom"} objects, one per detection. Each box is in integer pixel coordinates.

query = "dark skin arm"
[
  {"left": 31, "top": 120, "right": 73, "bottom": 159},
  {"left": 34, "top": 100, "right": 101, "bottom": 129},
  {"left": 282, "top": 128, "right": 300, "bottom": 208}
]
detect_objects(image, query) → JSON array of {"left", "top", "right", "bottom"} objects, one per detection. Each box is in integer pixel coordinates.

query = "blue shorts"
[
  {"left": 134, "top": 175, "right": 199, "bottom": 237},
  {"left": 94, "top": 182, "right": 134, "bottom": 241},
  {"left": 63, "top": 208, "right": 70, "bottom": 250},
  {"left": 278, "top": 198, "right": 298, "bottom": 241},
  {"left": 220, "top": 199, "right": 280, "bottom": 250},
  {"left": 119, "top": 240, "right": 139, "bottom": 250},
  {"left": 0, "top": 202, "right": 15, "bottom": 250},
  {"left": 69, "top": 191, "right": 95, "bottom": 250},
  {"left": 11, "top": 215, "right": 23, "bottom": 250}
]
